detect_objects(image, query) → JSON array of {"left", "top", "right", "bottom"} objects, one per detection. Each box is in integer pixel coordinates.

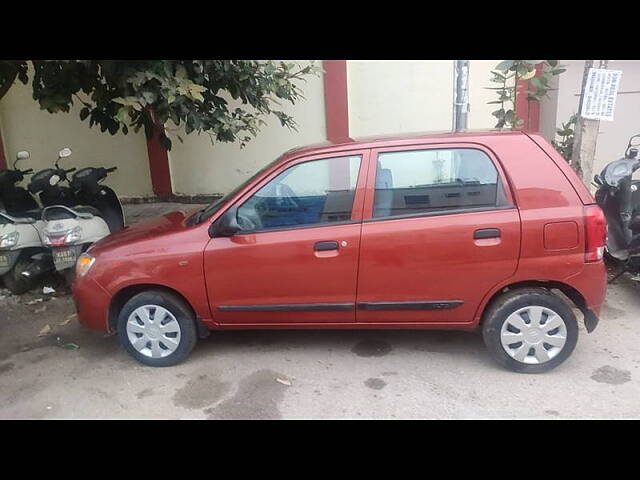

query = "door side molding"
[
  {"left": 357, "top": 301, "right": 463, "bottom": 311},
  {"left": 218, "top": 303, "right": 355, "bottom": 312}
]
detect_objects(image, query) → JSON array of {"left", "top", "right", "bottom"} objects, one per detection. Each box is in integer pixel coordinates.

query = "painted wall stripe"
[
  {"left": 515, "top": 64, "right": 542, "bottom": 132},
  {"left": 145, "top": 120, "right": 173, "bottom": 197},
  {"left": 323, "top": 60, "right": 352, "bottom": 143},
  {"left": 0, "top": 124, "right": 7, "bottom": 169}
]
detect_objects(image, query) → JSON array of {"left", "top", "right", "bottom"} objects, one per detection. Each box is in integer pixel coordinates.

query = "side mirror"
[
  {"left": 14, "top": 150, "right": 30, "bottom": 169},
  {"left": 209, "top": 207, "right": 241, "bottom": 238},
  {"left": 59, "top": 147, "right": 72, "bottom": 158}
]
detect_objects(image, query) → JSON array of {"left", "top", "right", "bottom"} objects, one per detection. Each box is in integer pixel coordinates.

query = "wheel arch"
[
  {"left": 477, "top": 280, "right": 589, "bottom": 326},
  {"left": 108, "top": 283, "right": 209, "bottom": 338}
]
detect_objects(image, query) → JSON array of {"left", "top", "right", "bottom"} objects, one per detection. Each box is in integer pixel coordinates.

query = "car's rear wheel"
[
  {"left": 482, "top": 288, "right": 578, "bottom": 373},
  {"left": 117, "top": 290, "right": 198, "bottom": 367}
]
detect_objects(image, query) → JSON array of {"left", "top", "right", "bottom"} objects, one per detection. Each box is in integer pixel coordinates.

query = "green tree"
[{"left": 0, "top": 60, "right": 320, "bottom": 150}]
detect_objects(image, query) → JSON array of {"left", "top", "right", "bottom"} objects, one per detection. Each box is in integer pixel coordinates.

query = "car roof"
[{"left": 281, "top": 129, "right": 527, "bottom": 160}]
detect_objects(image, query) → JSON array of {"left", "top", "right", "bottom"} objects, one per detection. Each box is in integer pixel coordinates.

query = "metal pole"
[{"left": 453, "top": 60, "right": 470, "bottom": 131}]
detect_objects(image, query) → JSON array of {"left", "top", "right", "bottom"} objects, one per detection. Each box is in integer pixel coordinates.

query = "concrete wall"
[
  {"left": 467, "top": 60, "right": 512, "bottom": 129},
  {"left": 347, "top": 60, "right": 507, "bottom": 138},
  {"left": 554, "top": 60, "right": 640, "bottom": 177},
  {"left": 0, "top": 78, "right": 153, "bottom": 198},
  {"left": 167, "top": 72, "right": 327, "bottom": 196},
  {"left": 347, "top": 60, "right": 454, "bottom": 136}
]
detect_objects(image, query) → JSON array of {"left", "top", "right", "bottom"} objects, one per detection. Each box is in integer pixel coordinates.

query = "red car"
[{"left": 72, "top": 130, "right": 607, "bottom": 373}]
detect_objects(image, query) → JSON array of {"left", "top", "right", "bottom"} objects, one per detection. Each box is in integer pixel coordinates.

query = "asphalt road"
[{"left": 0, "top": 203, "right": 638, "bottom": 419}]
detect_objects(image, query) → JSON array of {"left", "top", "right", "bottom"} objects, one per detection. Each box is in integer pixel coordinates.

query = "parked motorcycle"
[
  {"left": 0, "top": 150, "right": 39, "bottom": 215},
  {"left": 31, "top": 148, "right": 125, "bottom": 282},
  {"left": 0, "top": 151, "right": 53, "bottom": 294},
  {"left": 594, "top": 133, "right": 640, "bottom": 278},
  {"left": 27, "top": 147, "right": 78, "bottom": 208}
]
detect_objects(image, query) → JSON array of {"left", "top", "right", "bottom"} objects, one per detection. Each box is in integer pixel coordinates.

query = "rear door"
[{"left": 356, "top": 143, "right": 521, "bottom": 325}]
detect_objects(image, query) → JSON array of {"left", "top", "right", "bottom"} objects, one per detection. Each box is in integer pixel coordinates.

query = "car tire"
[
  {"left": 2, "top": 258, "right": 37, "bottom": 295},
  {"left": 482, "top": 288, "right": 578, "bottom": 374},
  {"left": 117, "top": 290, "right": 198, "bottom": 367}
]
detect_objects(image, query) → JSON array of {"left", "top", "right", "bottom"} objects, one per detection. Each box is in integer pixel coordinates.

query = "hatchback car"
[{"left": 72, "top": 130, "right": 607, "bottom": 373}]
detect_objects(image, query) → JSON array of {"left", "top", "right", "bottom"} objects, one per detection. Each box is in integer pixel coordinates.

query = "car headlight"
[
  {"left": 76, "top": 253, "right": 96, "bottom": 278},
  {"left": 0, "top": 231, "right": 19, "bottom": 248}
]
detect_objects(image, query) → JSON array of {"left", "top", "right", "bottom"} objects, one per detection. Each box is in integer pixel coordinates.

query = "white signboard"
[{"left": 581, "top": 68, "right": 622, "bottom": 121}]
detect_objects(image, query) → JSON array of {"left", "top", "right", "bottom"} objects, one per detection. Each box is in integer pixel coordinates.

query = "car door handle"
[
  {"left": 474, "top": 228, "right": 501, "bottom": 239},
  {"left": 314, "top": 241, "right": 339, "bottom": 251}
]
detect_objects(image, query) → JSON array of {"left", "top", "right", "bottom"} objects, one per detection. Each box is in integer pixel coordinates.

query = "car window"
[
  {"left": 373, "top": 148, "right": 509, "bottom": 218},
  {"left": 237, "top": 155, "right": 362, "bottom": 231}
]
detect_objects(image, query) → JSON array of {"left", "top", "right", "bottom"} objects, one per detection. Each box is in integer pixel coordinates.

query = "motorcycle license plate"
[
  {"left": 0, "top": 254, "right": 9, "bottom": 268},
  {"left": 53, "top": 248, "right": 77, "bottom": 269}
]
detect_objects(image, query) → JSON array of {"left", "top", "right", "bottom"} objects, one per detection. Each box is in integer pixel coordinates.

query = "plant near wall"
[
  {"left": 551, "top": 114, "right": 577, "bottom": 163},
  {"left": 0, "top": 60, "right": 321, "bottom": 151},
  {"left": 488, "top": 60, "right": 566, "bottom": 128}
]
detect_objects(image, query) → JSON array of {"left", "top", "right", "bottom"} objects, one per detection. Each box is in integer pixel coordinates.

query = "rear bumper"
[
  {"left": 71, "top": 276, "right": 112, "bottom": 332},
  {"left": 565, "top": 261, "right": 607, "bottom": 332}
]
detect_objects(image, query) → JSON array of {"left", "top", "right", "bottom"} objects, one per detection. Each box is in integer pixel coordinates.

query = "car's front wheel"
[
  {"left": 482, "top": 288, "right": 578, "bottom": 373},
  {"left": 117, "top": 290, "right": 198, "bottom": 367}
]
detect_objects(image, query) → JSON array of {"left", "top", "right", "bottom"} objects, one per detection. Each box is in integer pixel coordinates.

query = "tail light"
[{"left": 584, "top": 205, "right": 607, "bottom": 262}]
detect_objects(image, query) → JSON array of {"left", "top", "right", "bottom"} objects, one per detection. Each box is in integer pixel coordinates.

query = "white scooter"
[
  {"left": 0, "top": 151, "right": 53, "bottom": 293},
  {"left": 0, "top": 211, "right": 51, "bottom": 293},
  {"left": 31, "top": 148, "right": 125, "bottom": 283}
]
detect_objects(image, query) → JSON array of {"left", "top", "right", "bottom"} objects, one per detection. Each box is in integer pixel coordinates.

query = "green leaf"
[
  {"left": 495, "top": 60, "right": 514, "bottom": 71},
  {"left": 159, "top": 134, "right": 172, "bottom": 151}
]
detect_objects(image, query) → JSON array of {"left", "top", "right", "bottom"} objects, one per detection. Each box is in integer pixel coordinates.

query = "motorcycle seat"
[{"left": 72, "top": 205, "right": 103, "bottom": 217}]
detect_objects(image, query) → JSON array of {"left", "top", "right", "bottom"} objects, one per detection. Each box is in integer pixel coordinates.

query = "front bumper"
[{"left": 71, "top": 276, "right": 112, "bottom": 332}]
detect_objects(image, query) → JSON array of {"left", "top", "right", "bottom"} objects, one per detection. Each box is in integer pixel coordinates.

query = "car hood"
[{"left": 89, "top": 207, "right": 201, "bottom": 254}]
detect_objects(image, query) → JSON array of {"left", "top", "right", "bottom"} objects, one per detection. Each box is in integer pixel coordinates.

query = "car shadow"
[{"left": 190, "top": 328, "right": 492, "bottom": 366}]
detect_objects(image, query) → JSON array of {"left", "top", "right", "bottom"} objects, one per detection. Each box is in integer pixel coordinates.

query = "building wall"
[
  {"left": 555, "top": 60, "right": 640, "bottom": 179},
  {"left": 167, "top": 72, "right": 327, "bottom": 196},
  {"left": 0, "top": 78, "right": 153, "bottom": 198},
  {"left": 347, "top": 60, "right": 507, "bottom": 138},
  {"left": 347, "top": 60, "right": 454, "bottom": 136},
  {"left": 467, "top": 60, "right": 511, "bottom": 129}
]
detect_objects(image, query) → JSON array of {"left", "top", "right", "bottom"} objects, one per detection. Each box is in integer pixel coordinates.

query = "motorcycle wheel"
[{"left": 2, "top": 258, "right": 37, "bottom": 294}]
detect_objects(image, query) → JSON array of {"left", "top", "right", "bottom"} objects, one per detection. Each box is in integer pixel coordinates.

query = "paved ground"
[{"left": 1, "top": 203, "right": 639, "bottom": 419}]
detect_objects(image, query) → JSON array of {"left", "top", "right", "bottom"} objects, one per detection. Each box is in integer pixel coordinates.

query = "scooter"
[
  {"left": 27, "top": 147, "right": 78, "bottom": 208},
  {"left": 0, "top": 151, "right": 54, "bottom": 294},
  {"left": 594, "top": 133, "right": 640, "bottom": 279},
  {"left": 32, "top": 149, "right": 125, "bottom": 282}
]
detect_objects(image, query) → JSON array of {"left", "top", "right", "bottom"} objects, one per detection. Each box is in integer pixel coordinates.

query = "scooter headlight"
[
  {"left": 64, "top": 226, "right": 83, "bottom": 244},
  {"left": 76, "top": 253, "right": 95, "bottom": 278},
  {"left": 0, "top": 231, "right": 19, "bottom": 248},
  {"left": 45, "top": 226, "right": 82, "bottom": 246}
]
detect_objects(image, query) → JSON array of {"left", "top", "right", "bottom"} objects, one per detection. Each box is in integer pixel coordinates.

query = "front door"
[
  {"left": 204, "top": 151, "right": 369, "bottom": 325},
  {"left": 356, "top": 144, "right": 521, "bottom": 325}
]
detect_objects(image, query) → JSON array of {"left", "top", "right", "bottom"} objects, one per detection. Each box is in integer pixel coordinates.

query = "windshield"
[{"left": 192, "top": 155, "right": 284, "bottom": 224}]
